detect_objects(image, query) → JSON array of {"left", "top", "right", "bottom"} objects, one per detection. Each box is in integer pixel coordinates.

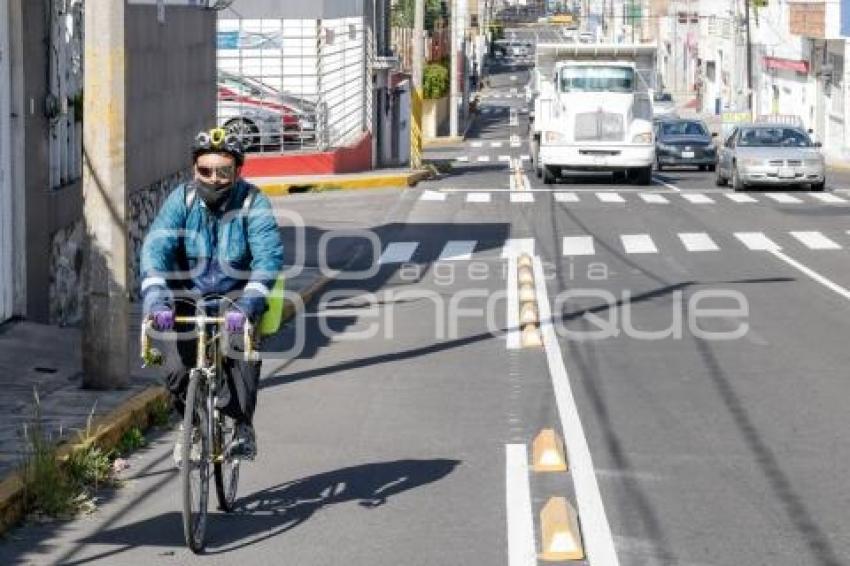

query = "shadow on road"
[{"left": 69, "top": 458, "right": 460, "bottom": 558}]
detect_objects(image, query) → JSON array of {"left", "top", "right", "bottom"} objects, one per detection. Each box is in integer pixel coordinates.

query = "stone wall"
[{"left": 48, "top": 169, "right": 189, "bottom": 325}]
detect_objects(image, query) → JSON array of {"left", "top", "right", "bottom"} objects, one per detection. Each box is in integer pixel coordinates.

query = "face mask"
[{"left": 196, "top": 179, "right": 233, "bottom": 210}]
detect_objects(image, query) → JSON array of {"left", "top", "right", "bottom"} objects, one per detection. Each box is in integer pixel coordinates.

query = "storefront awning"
[{"left": 763, "top": 56, "right": 809, "bottom": 74}]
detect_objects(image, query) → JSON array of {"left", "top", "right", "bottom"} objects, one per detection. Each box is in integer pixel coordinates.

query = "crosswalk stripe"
[
  {"left": 640, "top": 193, "right": 669, "bottom": 204},
  {"left": 681, "top": 193, "right": 715, "bottom": 204},
  {"left": 678, "top": 232, "right": 719, "bottom": 252},
  {"left": 501, "top": 238, "right": 535, "bottom": 258},
  {"left": 790, "top": 231, "right": 842, "bottom": 250},
  {"left": 467, "top": 192, "right": 491, "bottom": 203},
  {"left": 519, "top": 155, "right": 531, "bottom": 161},
  {"left": 420, "top": 190, "right": 447, "bottom": 201},
  {"left": 765, "top": 193, "right": 802, "bottom": 203},
  {"left": 471, "top": 141, "right": 483, "bottom": 148},
  {"left": 735, "top": 232, "right": 781, "bottom": 251},
  {"left": 439, "top": 240, "right": 477, "bottom": 261},
  {"left": 477, "top": 155, "right": 491, "bottom": 162},
  {"left": 597, "top": 192, "right": 625, "bottom": 203},
  {"left": 724, "top": 193, "right": 758, "bottom": 203},
  {"left": 456, "top": 156, "right": 469, "bottom": 163},
  {"left": 510, "top": 193, "right": 535, "bottom": 203},
  {"left": 809, "top": 192, "right": 847, "bottom": 203},
  {"left": 554, "top": 192, "right": 579, "bottom": 203},
  {"left": 562, "top": 236, "right": 595, "bottom": 256},
  {"left": 621, "top": 234, "right": 658, "bottom": 254},
  {"left": 498, "top": 155, "right": 512, "bottom": 162},
  {"left": 379, "top": 242, "right": 418, "bottom": 264},
  {"left": 491, "top": 141, "right": 503, "bottom": 148}
]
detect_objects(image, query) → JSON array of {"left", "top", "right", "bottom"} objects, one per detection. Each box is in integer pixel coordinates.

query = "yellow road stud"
[
  {"left": 539, "top": 497, "right": 584, "bottom": 561},
  {"left": 521, "top": 324, "right": 543, "bottom": 347},
  {"left": 518, "top": 266, "right": 534, "bottom": 285},
  {"left": 518, "top": 254, "right": 533, "bottom": 269},
  {"left": 532, "top": 428, "right": 568, "bottom": 472},
  {"left": 520, "top": 302, "right": 539, "bottom": 325},
  {"left": 519, "top": 283, "right": 536, "bottom": 302}
]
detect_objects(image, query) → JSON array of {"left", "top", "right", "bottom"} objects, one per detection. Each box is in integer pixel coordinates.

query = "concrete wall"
[{"left": 7, "top": 2, "right": 216, "bottom": 325}]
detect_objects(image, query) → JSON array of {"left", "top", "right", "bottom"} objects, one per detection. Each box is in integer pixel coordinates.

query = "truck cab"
[{"left": 530, "top": 44, "right": 657, "bottom": 185}]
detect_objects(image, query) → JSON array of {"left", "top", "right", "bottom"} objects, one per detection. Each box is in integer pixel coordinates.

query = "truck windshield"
[{"left": 559, "top": 66, "right": 634, "bottom": 93}]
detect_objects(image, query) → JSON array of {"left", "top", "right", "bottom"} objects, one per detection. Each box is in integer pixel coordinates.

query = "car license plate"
[
  {"left": 681, "top": 151, "right": 695, "bottom": 158},
  {"left": 779, "top": 167, "right": 795, "bottom": 179}
]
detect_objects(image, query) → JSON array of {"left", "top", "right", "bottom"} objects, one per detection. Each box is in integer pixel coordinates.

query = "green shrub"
[
  {"left": 116, "top": 427, "right": 146, "bottom": 456},
  {"left": 423, "top": 63, "right": 449, "bottom": 100}
]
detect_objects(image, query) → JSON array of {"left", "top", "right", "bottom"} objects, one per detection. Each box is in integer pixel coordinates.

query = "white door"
[{"left": 0, "top": 0, "right": 13, "bottom": 323}]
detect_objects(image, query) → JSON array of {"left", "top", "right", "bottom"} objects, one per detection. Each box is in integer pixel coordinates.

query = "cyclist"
[{"left": 140, "top": 128, "right": 283, "bottom": 462}]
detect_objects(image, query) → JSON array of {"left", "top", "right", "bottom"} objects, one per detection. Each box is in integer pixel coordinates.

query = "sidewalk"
[
  {"left": 0, "top": 266, "right": 332, "bottom": 534},
  {"left": 249, "top": 168, "right": 431, "bottom": 196}
]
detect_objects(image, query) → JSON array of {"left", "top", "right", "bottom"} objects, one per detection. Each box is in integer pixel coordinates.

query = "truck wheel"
[
  {"left": 543, "top": 166, "right": 556, "bottom": 185},
  {"left": 634, "top": 166, "right": 652, "bottom": 186}
]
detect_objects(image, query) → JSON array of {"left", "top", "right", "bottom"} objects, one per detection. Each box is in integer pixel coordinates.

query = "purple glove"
[
  {"left": 225, "top": 310, "right": 247, "bottom": 333},
  {"left": 150, "top": 308, "right": 174, "bottom": 331}
]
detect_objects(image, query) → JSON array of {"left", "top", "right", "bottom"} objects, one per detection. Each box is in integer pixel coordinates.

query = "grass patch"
[
  {"left": 17, "top": 391, "right": 156, "bottom": 521},
  {"left": 149, "top": 396, "right": 171, "bottom": 428}
]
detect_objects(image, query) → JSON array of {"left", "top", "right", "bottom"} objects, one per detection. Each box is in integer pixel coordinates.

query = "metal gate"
[
  {"left": 0, "top": 0, "right": 13, "bottom": 322},
  {"left": 47, "top": 0, "right": 84, "bottom": 190}
]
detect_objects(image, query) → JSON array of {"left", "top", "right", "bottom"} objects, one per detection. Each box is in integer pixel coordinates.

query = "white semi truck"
[{"left": 528, "top": 43, "right": 658, "bottom": 185}]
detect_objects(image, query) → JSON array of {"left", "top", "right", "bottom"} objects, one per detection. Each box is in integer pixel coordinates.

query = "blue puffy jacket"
[{"left": 140, "top": 179, "right": 284, "bottom": 319}]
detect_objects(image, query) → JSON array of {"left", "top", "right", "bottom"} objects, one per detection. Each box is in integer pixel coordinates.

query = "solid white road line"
[
  {"left": 735, "top": 232, "right": 781, "bottom": 251},
  {"left": 562, "top": 236, "right": 595, "bottom": 256},
  {"left": 531, "top": 257, "right": 621, "bottom": 566},
  {"left": 621, "top": 234, "right": 658, "bottom": 254},
  {"left": 467, "top": 192, "right": 492, "bottom": 203},
  {"left": 378, "top": 242, "right": 418, "bottom": 264},
  {"left": 501, "top": 238, "right": 535, "bottom": 258},
  {"left": 505, "top": 444, "right": 537, "bottom": 566},
  {"left": 652, "top": 177, "right": 682, "bottom": 192},
  {"left": 554, "top": 192, "right": 579, "bottom": 203},
  {"left": 596, "top": 192, "right": 625, "bottom": 203},
  {"left": 724, "top": 193, "right": 758, "bottom": 203},
  {"left": 809, "top": 192, "right": 848, "bottom": 204},
  {"left": 478, "top": 155, "right": 491, "bottom": 163},
  {"left": 680, "top": 193, "right": 715, "bottom": 204},
  {"left": 420, "top": 190, "right": 447, "bottom": 201},
  {"left": 511, "top": 192, "right": 534, "bottom": 203},
  {"left": 438, "top": 240, "right": 477, "bottom": 261},
  {"left": 770, "top": 250, "right": 850, "bottom": 301},
  {"left": 790, "top": 231, "right": 842, "bottom": 250},
  {"left": 765, "top": 193, "right": 802, "bottom": 204},
  {"left": 678, "top": 232, "right": 719, "bottom": 252},
  {"left": 640, "top": 193, "right": 669, "bottom": 204}
]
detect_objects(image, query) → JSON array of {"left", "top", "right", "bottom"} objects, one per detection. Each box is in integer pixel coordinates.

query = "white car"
[{"left": 651, "top": 92, "right": 677, "bottom": 118}]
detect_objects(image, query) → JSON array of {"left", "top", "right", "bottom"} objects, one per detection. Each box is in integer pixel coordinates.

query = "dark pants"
[{"left": 163, "top": 303, "right": 262, "bottom": 426}]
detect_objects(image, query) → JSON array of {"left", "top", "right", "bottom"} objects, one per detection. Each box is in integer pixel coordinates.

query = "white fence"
[{"left": 217, "top": 16, "right": 367, "bottom": 153}]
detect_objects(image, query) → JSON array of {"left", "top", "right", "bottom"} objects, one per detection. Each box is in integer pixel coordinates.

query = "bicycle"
[{"left": 141, "top": 296, "right": 259, "bottom": 553}]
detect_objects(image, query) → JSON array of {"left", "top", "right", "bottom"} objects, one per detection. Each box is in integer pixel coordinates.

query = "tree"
[{"left": 392, "top": 0, "right": 444, "bottom": 31}]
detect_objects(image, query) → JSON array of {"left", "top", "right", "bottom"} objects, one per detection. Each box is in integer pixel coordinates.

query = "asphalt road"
[{"left": 3, "top": 48, "right": 850, "bottom": 566}]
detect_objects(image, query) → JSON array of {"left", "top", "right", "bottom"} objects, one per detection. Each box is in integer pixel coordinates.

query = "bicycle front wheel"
[
  {"left": 214, "top": 411, "right": 240, "bottom": 512},
  {"left": 182, "top": 371, "right": 210, "bottom": 553}
]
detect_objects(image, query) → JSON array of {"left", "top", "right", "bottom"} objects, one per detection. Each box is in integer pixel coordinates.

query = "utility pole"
[
  {"left": 744, "top": 0, "right": 753, "bottom": 117},
  {"left": 411, "top": 0, "right": 425, "bottom": 168},
  {"left": 81, "top": 0, "right": 130, "bottom": 389},
  {"left": 450, "top": 0, "right": 459, "bottom": 137}
]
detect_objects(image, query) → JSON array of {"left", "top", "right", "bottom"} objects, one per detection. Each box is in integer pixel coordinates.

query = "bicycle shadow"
[{"left": 72, "top": 458, "right": 460, "bottom": 557}]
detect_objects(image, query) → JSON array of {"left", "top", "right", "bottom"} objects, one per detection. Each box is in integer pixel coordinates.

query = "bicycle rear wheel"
[
  {"left": 182, "top": 372, "right": 210, "bottom": 553},
  {"left": 214, "top": 412, "right": 240, "bottom": 512}
]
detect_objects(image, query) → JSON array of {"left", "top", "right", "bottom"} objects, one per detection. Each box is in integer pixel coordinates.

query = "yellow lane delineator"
[
  {"left": 517, "top": 253, "right": 543, "bottom": 348},
  {"left": 532, "top": 428, "right": 568, "bottom": 472},
  {"left": 539, "top": 497, "right": 585, "bottom": 561}
]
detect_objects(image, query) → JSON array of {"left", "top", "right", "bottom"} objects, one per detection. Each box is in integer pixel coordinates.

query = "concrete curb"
[
  {"left": 0, "top": 273, "right": 336, "bottom": 536},
  {"left": 255, "top": 169, "right": 432, "bottom": 196}
]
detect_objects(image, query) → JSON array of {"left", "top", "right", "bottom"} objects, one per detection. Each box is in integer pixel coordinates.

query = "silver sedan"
[{"left": 716, "top": 124, "right": 825, "bottom": 191}]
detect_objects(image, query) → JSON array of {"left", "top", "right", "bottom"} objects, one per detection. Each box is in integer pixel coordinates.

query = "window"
[{"left": 559, "top": 66, "right": 634, "bottom": 93}]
